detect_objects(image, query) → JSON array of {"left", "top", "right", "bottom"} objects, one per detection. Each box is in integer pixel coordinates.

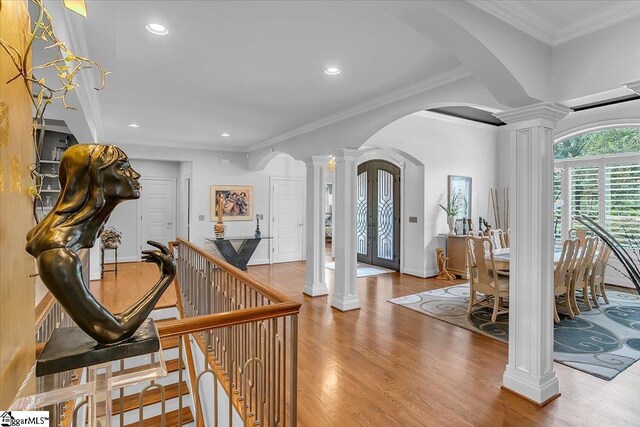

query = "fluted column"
[
  {"left": 494, "top": 102, "right": 571, "bottom": 405},
  {"left": 331, "top": 148, "right": 361, "bottom": 311},
  {"left": 302, "top": 156, "right": 328, "bottom": 297}
]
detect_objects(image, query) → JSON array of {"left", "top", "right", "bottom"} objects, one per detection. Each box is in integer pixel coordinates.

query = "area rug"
[
  {"left": 325, "top": 262, "right": 394, "bottom": 277},
  {"left": 389, "top": 283, "right": 640, "bottom": 380}
]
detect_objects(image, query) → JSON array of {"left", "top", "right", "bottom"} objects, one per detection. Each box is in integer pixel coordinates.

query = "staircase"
[{"left": 110, "top": 307, "right": 194, "bottom": 426}]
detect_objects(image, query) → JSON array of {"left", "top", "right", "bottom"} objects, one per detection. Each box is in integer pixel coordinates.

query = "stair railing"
[{"left": 156, "top": 238, "right": 301, "bottom": 427}]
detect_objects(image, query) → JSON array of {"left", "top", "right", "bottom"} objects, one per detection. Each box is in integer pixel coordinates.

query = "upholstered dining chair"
[
  {"left": 465, "top": 236, "right": 509, "bottom": 322},
  {"left": 554, "top": 238, "right": 580, "bottom": 323},
  {"left": 590, "top": 240, "right": 612, "bottom": 307},
  {"left": 489, "top": 229, "right": 505, "bottom": 250},
  {"left": 570, "top": 236, "right": 599, "bottom": 314}
]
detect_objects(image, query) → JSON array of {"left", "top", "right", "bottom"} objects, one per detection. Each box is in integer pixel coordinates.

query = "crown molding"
[
  {"left": 554, "top": 2, "right": 640, "bottom": 46},
  {"left": 467, "top": 0, "right": 555, "bottom": 45},
  {"left": 102, "top": 137, "right": 250, "bottom": 153},
  {"left": 467, "top": 0, "right": 640, "bottom": 47},
  {"left": 58, "top": 6, "right": 105, "bottom": 142},
  {"left": 248, "top": 66, "right": 471, "bottom": 152}
]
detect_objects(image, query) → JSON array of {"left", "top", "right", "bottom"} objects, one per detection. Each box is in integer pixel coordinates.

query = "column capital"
[
  {"left": 331, "top": 148, "right": 362, "bottom": 162},
  {"left": 301, "top": 155, "right": 329, "bottom": 167},
  {"left": 494, "top": 102, "right": 572, "bottom": 130},
  {"left": 623, "top": 79, "right": 640, "bottom": 95}
]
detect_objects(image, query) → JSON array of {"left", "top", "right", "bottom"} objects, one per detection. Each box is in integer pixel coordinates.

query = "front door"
[{"left": 357, "top": 160, "right": 400, "bottom": 270}]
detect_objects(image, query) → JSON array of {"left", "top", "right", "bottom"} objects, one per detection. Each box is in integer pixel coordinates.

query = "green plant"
[
  {"left": 439, "top": 195, "right": 460, "bottom": 216},
  {"left": 439, "top": 193, "right": 469, "bottom": 217}
]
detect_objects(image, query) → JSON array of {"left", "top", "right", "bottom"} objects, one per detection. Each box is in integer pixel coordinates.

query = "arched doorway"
[{"left": 356, "top": 160, "right": 400, "bottom": 270}]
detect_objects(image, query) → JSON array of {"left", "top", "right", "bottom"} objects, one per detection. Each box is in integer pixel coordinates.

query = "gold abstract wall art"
[
  {"left": 0, "top": 0, "right": 108, "bottom": 222},
  {"left": 0, "top": 100, "right": 8, "bottom": 148},
  {"left": 9, "top": 153, "right": 22, "bottom": 193},
  {"left": 0, "top": 0, "right": 36, "bottom": 408}
]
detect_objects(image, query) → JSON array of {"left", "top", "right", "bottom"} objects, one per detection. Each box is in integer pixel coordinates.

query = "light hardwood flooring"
[{"left": 93, "top": 258, "right": 640, "bottom": 427}]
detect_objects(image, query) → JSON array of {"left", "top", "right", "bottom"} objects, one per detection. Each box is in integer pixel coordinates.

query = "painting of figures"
[{"left": 210, "top": 185, "right": 253, "bottom": 221}]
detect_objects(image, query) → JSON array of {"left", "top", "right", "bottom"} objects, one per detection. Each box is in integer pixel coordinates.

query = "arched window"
[{"left": 554, "top": 128, "right": 640, "bottom": 245}]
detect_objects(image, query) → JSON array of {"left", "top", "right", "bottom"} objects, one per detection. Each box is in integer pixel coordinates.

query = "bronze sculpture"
[{"left": 26, "top": 144, "right": 176, "bottom": 345}]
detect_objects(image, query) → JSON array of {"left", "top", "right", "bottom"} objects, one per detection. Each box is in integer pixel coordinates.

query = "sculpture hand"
[{"left": 141, "top": 241, "right": 176, "bottom": 277}]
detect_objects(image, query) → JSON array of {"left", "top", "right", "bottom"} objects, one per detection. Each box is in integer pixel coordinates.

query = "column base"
[
  {"left": 331, "top": 295, "right": 361, "bottom": 311},
  {"left": 503, "top": 365, "right": 559, "bottom": 405},
  {"left": 303, "top": 282, "right": 329, "bottom": 297}
]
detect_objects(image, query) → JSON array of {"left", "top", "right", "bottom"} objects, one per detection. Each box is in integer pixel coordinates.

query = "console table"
[
  {"left": 205, "top": 237, "right": 271, "bottom": 271},
  {"left": 437, "top": 234, "right": 469, "bottom": 279}
]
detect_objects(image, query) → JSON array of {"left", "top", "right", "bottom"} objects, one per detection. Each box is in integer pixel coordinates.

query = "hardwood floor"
[{"left": 94, "top": 260, "right": 640, "bottom": 426}]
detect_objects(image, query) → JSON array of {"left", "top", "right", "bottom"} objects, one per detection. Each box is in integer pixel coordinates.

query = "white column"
[
  {"left": 495, "top": 103, "right": 571, "bottom": 405},
  {"left": 331, "top": 148, "right": 361, "bottom": 311},
  {"left": 302, "top": 156, "right": 328, "bottom": 297}
]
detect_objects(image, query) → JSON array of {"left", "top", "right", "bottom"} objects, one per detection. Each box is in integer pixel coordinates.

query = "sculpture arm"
[{"left": 37, "top": 242, "right": 175, "bottom": 345}]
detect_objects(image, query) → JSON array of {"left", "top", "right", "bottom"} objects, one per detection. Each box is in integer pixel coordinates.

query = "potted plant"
[{"left": 439, "top": 196, "right": 459, "bottom": 236}]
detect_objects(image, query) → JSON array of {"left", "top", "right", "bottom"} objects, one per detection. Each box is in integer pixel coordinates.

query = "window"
[
  {"left": 554, "top": 127, "right": 640, "bottom": 246},
  {"left": 553, "top": 169, "right": 563, "bottom": 243},
  {"left": 569, "top": 166, "right": 599, "bottom": 230}
]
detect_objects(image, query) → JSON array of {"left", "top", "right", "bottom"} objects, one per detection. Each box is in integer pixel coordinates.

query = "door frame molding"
[
  {"left": 357, "top": 155, "right": 405, "bottom": 273},
  {"left": 269, "top": 176, "right": 305, "bottom": 265},
  {"left": 137, "top": 176, "right": 178, "bottom": 260}
]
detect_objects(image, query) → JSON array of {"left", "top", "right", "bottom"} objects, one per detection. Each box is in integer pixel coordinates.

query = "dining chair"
[
  {"left": 589, "top": 241, "right": 612, "bottom": 307},
  {"left": 554, "top": 238, "right": 580, "bottom": 323},
  {"left": 570, "top": 235, "right": 598, "bottom": 314},
  {"left": 489, "top": 229, "right": 505, "bottom": 250},
  {"left": 466, "top": 236, "right": 509, "bottom": 322},
  {"left": 505, "top": 228, "right": 511, "bottom": 248}
]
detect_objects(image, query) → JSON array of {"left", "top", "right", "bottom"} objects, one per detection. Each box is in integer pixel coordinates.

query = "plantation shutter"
[
  {"left": 570, "top": 166, "right": 599, "bottom": 230},
  {"left": 553, "top": 169, "right": 563, "bottom": 243},
  {"left": 605, "top": 163, "right": 640, "bottom": 245}
]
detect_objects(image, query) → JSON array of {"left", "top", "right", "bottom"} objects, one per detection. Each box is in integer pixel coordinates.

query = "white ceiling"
[
  {"left": 64, "top": 0, "right": 460, "bottom": 151},
  {"left": 469, "top": 0, "right": 640, "bottom": 46}
]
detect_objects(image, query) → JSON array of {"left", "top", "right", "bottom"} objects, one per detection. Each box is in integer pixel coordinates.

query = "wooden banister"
[
  {"left": 35, "top": 292, "right": 55, "bottom": 331},
  {"left": 174, "top": 237, "right": 293, "bottom": 304},
  {"left": 156, "top": 302, "right": 301, "bottom": 338}
]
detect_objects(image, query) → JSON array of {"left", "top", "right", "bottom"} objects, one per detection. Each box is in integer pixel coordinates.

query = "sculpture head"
[{"left": 26, "top": 144, "right": 140, "bottom": 256}]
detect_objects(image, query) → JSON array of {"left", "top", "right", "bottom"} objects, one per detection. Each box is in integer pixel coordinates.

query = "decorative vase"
[
  {"left": 447, "top": 215, "right": 456, "bottom": 236},
  {"left": 255, "top": 215, "right": 261, "bottom": 238},
  {"left": 214, "top": 222, "right": 225, "bottom": 239}
]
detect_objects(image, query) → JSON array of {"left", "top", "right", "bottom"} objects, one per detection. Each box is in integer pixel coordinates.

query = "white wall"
[
  {"left": 104, "top": 159, "right": 181, "bottom": 262},
  {"left": 364, "top": 111, "right": 499, "bottom": 277},
  {"left": 552, "top": 16, "right": 640, "bottom": 104},
  {"left": 115, "top": 144, "right": 306, "bottom": 266}
]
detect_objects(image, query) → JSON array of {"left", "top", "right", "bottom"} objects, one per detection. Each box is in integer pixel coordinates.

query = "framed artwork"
[
  {"left": 210, "top": 185, "right": 253, "bottom": 221},
  {"left": 448, "top": 175, "right": 472, "bottom": 220}
]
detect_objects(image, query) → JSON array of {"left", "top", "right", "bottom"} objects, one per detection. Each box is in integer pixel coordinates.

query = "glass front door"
[{"left": 356, "top": 160, "right": 400, "bottom": 270}]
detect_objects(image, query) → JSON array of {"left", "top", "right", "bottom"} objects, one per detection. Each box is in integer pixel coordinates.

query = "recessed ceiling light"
[
  {"left": 128, "top": 123, "right": 140, "bottom": 128},
  {"left": 324, "top": 67, "right": 341, "bottom": 76},
  {"left": 221, "top": 132, "right": 230, "bottom": 137},
  {"left": 145, "top": 23, "right": 169, "bottom": 35}
]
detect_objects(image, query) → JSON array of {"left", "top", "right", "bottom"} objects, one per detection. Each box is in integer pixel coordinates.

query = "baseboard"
[
  {"left": 102, "top": 256, "right": 140, "bottom": 264},
  {"left": 403, "top": 267, "right": 438, "bottom": 278},
  {"left": 248, "top": 258, "right": 270, "bottom": 266}
]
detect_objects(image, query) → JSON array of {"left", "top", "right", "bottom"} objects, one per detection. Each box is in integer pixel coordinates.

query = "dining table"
[{"left": 490, "top": 247, "right": 565, "bottom": 274}]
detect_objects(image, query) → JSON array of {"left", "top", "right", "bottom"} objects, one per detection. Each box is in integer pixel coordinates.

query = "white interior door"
[
  {"left": 271, "top": 178, "right": 304, "bottom": 263},
  {"left": 139, "top": 178, "right": 176, "bottom": 252}
]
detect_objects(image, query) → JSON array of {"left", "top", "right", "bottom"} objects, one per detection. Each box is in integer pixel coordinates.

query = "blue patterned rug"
[{"left": 389, "top": 284, "right": 640, "bottom": 380}]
